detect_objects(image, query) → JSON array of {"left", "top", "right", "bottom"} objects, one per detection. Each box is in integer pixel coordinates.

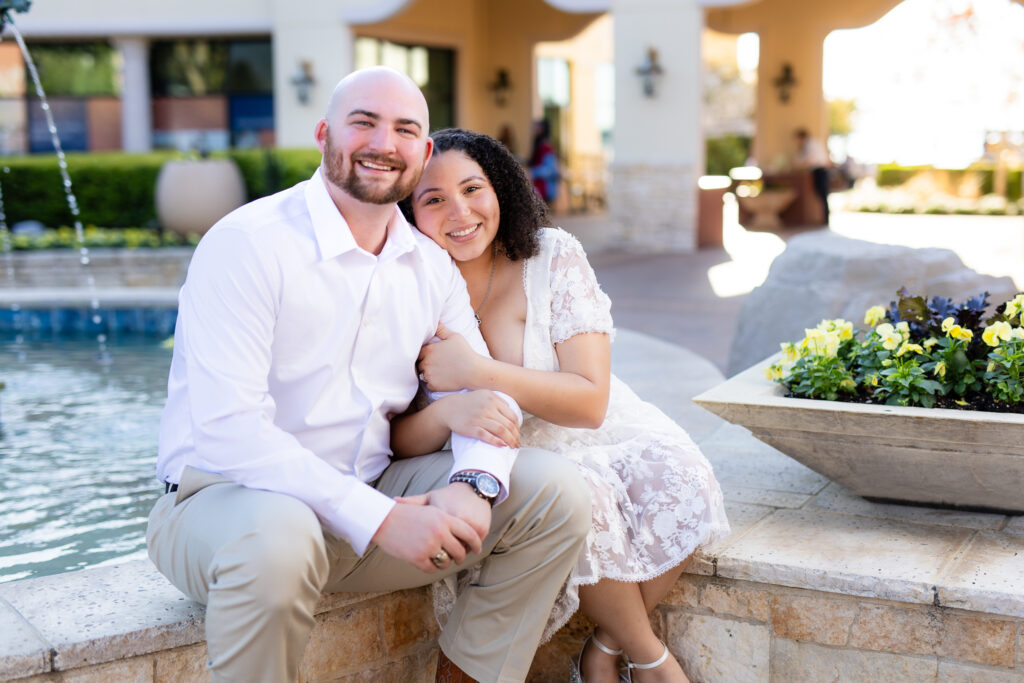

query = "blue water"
[{"left": 0, "top": 336, "right": 171, "bottom": 583}]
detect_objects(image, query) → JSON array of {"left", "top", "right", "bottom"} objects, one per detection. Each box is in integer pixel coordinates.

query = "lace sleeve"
[{"left": 548, "top": 230, "right": 615, "bottom": 345}]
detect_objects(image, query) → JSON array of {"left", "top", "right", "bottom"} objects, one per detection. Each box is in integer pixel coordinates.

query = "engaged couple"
[{"left": 148, "top": 66, "right": 729, "bottom": 683}]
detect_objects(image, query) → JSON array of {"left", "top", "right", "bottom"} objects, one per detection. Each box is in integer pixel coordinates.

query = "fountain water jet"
[{"left": 0, "top": 1, "right": 111, "bottom": 363}]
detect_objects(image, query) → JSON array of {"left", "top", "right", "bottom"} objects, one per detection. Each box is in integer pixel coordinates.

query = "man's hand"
[
  {"left": 418, "top": 323, "right": 483, "bottom": 392},
  {"left": 434, "top": 391, "right": 520, "bottom": 449},
  {"left": 371, "top": 497, "right": 483, "bottom": 573},
  {"left": 420, "top": 482, "right": 492, "bottom": 542}
]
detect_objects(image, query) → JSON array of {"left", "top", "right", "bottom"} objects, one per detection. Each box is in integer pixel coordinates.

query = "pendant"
[{"left": 474, "top": 313, "right": 481, "bottom": 326}]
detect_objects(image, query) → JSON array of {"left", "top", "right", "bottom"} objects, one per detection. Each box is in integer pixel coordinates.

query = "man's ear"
[
  {"left": 314, "top": 119, "right": 329, "bottom": 154},
  {"left": 423, "top": 136, "right": 434, "bottom": 166}
]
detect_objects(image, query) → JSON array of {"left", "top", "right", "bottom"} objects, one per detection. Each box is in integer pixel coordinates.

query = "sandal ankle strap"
[
  {"left": 627, "top": 643, "right": 669, "bottom": 670},
  {"left": 591, "top": 633, "right": 624, "bottom": 657}
]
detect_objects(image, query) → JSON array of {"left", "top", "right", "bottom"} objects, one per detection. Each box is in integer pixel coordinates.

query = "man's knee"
[{"left": 508, "top": 448, "right": 591, "bottom": 537}]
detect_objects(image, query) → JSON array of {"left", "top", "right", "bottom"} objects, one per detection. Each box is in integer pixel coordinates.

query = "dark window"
[{"left": 26, "top": 41, "right": 118, "bottom": 97}]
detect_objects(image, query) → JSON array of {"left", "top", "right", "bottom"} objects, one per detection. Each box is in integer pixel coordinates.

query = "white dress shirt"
[{"left": 157, "top": 169, "right": 519, "bottom": 555}]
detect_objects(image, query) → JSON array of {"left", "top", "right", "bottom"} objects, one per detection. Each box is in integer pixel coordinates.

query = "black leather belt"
[{"left": 164, "top": 482, "right": 179, "bottom": 494}]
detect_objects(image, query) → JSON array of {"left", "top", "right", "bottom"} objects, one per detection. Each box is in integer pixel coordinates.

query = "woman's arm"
[
  {"left": 390, "top": 390, "right": 522, "bottom": 458},
  {"left": 418, "top": 326, "right": 611, "bottom": 429}
]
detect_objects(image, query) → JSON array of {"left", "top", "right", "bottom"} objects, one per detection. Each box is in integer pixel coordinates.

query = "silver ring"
[{"left": 431, "top": 550, "right": 450, "bottom": 567}]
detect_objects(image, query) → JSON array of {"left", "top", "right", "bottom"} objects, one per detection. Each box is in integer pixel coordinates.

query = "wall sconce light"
[
  {"left": 635, "top": 47, "right": 664, "bottom": 98},
  {"left": 773, "top": 62, "right": 796, "bottom": 103},
  {"left": 490, "top": 69, "right": 511, "bottom": 107},
  {"left": 291, "top": 61, "right": 316, "bottom": 105}
]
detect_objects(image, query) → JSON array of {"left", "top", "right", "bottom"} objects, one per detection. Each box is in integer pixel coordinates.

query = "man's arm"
[{"left": 174, "top": 228, "right": 393, "bottom": 555}]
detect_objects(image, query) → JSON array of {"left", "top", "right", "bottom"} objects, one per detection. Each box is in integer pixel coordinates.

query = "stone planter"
[
  {"left": 736, "top": 188, "right": 795, "bottom": 231},
  {"left": 694, "top": 355, "right": 1024, "bottom": 513},
  {"left": 155, "top": 158, "right": 247, "bottom": 236}
]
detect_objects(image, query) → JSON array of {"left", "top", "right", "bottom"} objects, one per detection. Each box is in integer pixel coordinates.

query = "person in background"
[
  {"left": 793, "top": 127, "right": 831, "bottom": 226},
  {"left": 529, "top": 118, "right": 560, "bottom": 206}
]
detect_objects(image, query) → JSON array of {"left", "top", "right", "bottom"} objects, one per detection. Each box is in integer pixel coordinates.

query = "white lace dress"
[{"left": 435, "top": 227, "right": 731, "bottom": 642}]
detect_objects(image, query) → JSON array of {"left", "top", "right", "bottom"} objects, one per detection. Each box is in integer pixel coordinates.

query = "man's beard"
[{"left": 323, "top": 135, "right": 420, "bottom": 205}]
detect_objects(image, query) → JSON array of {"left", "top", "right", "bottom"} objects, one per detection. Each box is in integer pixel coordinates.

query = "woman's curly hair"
[{"left": 400, "top": 128, "right": 547, "bottom": 261}]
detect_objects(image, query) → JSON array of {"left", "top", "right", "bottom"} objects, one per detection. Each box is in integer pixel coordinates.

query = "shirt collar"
[{"left": 305, "top": 168, "right": 417, "bottom": 262}]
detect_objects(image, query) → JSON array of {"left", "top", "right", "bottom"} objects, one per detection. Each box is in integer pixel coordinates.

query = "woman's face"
[{"left": 410, "top": 150, "right": 500, "bottom": 263}]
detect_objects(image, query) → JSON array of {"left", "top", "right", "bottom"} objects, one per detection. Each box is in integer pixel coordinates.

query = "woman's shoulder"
[{"left": 536, "top": 226, "right": 585, "bottom": 255}]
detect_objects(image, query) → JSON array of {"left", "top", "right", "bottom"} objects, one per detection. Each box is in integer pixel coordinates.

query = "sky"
[{"left": 737, "top": 0, "right": 1024, "bottom": 167}]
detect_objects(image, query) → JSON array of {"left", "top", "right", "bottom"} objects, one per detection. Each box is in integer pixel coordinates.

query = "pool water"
[{"left": 0, "top": 336, "right": 171, "bottom": 583}]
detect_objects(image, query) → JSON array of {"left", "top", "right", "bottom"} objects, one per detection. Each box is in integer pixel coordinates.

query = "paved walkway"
[{"left": 561, "top": 206, "right": 1024, "bottom": 375}]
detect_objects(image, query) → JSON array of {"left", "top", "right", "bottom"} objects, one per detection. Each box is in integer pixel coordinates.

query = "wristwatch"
[{"left": 449, "top": 471, "right": 500, "bottom": 507}]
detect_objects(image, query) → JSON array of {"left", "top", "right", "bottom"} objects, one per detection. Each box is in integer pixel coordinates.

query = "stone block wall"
[
  {"left": 608, "top": 163, "right": 698, "bottom": 252},
  {"left": 2, "top": 248, "right": 193, "bottom": 288},
  {"left": 655, "top": 574, "right": 1024, "bottom": 682}
]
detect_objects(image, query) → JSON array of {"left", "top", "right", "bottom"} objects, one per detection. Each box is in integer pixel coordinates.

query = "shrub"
[
  {"left": 0, "top": 148, "right": 322, "bottom": 230},
  {"left": 705, "top": 134, "right": 751, "bottom": 176}
]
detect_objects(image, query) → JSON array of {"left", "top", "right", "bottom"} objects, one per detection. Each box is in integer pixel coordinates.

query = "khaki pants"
[{"left": 146, "top": 448, "right": 590, "bottom": 683}]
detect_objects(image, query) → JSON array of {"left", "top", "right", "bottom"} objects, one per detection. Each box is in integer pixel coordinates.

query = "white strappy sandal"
[
  {"left": 624, "top": 642, "right": 670, "bottom": 682},
  {"left": 569, "top": 632, "right": 628, "bottom": 683}
]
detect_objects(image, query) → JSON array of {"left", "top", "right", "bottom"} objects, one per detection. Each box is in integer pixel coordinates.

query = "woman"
[{"left": 392, "top": 129, "right": 729, "bottom": 683}]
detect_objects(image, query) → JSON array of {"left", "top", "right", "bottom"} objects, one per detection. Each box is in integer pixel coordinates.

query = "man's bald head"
[{"left": 325, "top": 66, "right": 429, "bottom": 131}]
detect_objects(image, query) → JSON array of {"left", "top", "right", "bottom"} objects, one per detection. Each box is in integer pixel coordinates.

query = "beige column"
[
  {"left": 609, "top": 0, "right": 703, "bottom": 251},
  {"left": 113, "top": 36, "right": 152, "bottom": 152}
]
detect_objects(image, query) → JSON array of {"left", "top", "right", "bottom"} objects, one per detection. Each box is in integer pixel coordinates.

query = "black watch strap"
[{"left": 449, "top": 471, "right": 498, "bottom": 506}]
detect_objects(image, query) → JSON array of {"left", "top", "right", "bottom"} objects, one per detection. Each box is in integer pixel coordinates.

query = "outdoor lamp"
[
  {"left": 490, "top": 69, "right": 511, "bottom": 107},
  {"left": 291, "top": 61, "right": 316, "bottom": 105},
  {"left": 635, "top": 47, "right": 664, "bottom": 98},
  {"left": 773, "top": 62, "right": 796, "bottom": 103}
]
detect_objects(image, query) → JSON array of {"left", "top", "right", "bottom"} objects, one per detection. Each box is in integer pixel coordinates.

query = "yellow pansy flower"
[
  {"left": 765, "top": 364, "right": 786, "bottom": 381},
  {"left": 1011, "top": 327, "right": 1024, "bottom": 340},
  {"left": 949, "top": 325, "right": 973, "bottom": 341},
  {"left": 933, "top": 361, "right": 946, "bottom": 378},
  {"left": 839, "top": 378, "right": 857, "bottom": 392},
  {"left": 896, "top": 342, "right": 923, "bottom": 357},
  {"left": 864, "top": 305, "right": 886, "bottom": 327},
  {"left": 780, "top": 341, "right": 801, "bottom": 363},
  {"left": 923, "top": 337, "right": 937, "bottom": 349},
  {"left": 1004, "top": 294, "right": 1024, "bottom": 319},
  {"left": 982, "top": 321, "right": 1012, "bottom": 347},
  {"left": 896, "top": 321, "right": 910, "bottom": 340},
  {"left": 941, "top": 317, "right": 956, "bottom": 332}
]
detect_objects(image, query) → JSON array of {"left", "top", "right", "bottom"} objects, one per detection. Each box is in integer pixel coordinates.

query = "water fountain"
[{"left": 0, "top": 0, "right": 169, "bottom": 583}]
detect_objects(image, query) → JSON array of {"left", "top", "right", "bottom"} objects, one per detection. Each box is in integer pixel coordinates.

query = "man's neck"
[{"left": 324, "top": 181, "right": 394, "bottom": 256}]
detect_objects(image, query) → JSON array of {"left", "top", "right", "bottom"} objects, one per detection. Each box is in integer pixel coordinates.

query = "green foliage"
[
  {"left": 27, "top": 42, "right": 119, "bottom": 97},
  {"left": 828, "top": 98, "right": 856, "bottom": 138},
  {"left": 874, "top": 358, "right": 944, "bottom": 408},
  {"left": 6, "top": 225, "right": 199, "bottom": 251},
  {"left": 705, "top": 134, "right": 751, "bottom": 176},
  {"left": 875, "top": 164, "right": 1022, "bottom": 202},
  {"left": 784, "top": 353, "right": 857, "bottom": 401},
  {"left": 985, "top": 338, "right": 1024, "bottom": 404},
  {"left": 0, "top": 148, "right": 322, "bottom": 230}
]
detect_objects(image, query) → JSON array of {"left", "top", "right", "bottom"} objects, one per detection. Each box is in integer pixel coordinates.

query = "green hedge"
[
  {"left": 876, "top": 163, "right": 1022, "bottom": 202},
  {"left": 0, "top": 148, "right": 323, "bottom": 229},
  {"left": 705, "top": 134, "right": 751, "bottom": 176}
]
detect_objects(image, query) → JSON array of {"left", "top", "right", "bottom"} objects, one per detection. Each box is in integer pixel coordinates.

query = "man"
[
  {"left": 793, "top": 127, "right": 831, "bottom": 226},
  {"left": 147, "top": 66, "right": 590, "bottom": 683}
]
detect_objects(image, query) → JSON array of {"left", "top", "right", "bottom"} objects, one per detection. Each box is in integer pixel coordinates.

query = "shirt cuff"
[{"left": 328, "top": 482, "right": 396, "bottom": 556}]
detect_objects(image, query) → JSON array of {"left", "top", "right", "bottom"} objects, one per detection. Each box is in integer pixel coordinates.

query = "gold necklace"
[{"left": 474, "top": 242, "right": 498, "bottom": 326}]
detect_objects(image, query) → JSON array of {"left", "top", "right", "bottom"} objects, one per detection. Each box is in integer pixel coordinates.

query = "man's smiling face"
[{"left": 318, "top": 69, "right": 432, "bottom": 206}]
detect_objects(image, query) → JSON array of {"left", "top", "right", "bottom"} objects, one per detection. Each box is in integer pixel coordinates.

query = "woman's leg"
[
  {"left": 579, "top": 579, "right": 689, "bottom": 683},
  {"left": 638, "top": 558, "right": 691, "bottom": 613}
]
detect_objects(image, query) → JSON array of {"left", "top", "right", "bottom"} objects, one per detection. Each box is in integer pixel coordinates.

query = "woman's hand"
[
  {"left": 434, "top": 391, "right": 520, "bottom": 449},
  {"left": 418, "top": 323, "right": 485, "bottom": 392}
]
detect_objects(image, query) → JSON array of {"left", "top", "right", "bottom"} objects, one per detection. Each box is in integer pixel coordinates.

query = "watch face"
[{"left": 475, "top": 473, "right": 500, "bottom": 498}]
